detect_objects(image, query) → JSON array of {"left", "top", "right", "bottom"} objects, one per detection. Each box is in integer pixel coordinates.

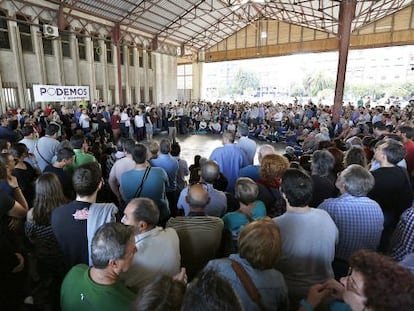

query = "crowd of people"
[{"left": 1, "top": 98, "right": 414, "bottom": 311}]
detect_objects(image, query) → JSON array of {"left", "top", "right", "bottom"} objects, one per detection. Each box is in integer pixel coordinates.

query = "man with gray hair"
[
  {"left": 120, "top": 198, "right": 181, "bottom": 292},
  {"left": 177, "top": 160, "right": 227, "bottom": 217},
  {"left": 368, "top": 138, "right": 413, "bottom": 252},
  {"left": 238, "top": 144, "right": 275, "bottom": 181},
  {"left": 60, "top": 222, "right": 136, "bottom": 311},
  {"left": 318, "top": 164, "right": 384, "bottom": 278}
]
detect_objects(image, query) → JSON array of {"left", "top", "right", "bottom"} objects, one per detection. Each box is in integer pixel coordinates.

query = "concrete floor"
[{"left": 153, "top": 132, "right": 285, "bottom": 166}]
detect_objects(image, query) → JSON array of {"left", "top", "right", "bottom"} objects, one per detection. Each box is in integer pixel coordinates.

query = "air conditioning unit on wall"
[{"left": 43, "top": 25, "right": 59, "bottom": 38}]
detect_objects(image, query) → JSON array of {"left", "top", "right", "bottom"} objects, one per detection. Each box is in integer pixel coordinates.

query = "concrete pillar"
[
  {"left": 72, "top": 34, "right": 80, "bottom": 85},
  {"left": 133, "top": 47, "right": 139, "bottom": 103},
  {"left": 56, "top": 34, "right": 65, "bottom": 85},
  {"left": 0, "top": 72, "right": 5, "bottom": 112},
  {"left": 112, "top": 23, "right": 122, "bottom": 106},
  {"left": 32, "top": 23, "right": 47, "bottom": 110},
  {"left": 34, "top": 25, "right": 47, "bottom": 84},
  {"left": 143, "top": 50, "right": 149, "bottom": 104},
  {"left": 113, "top": 43, "right": 120, "bottom": 106},
  {"left": 85, "top": 36, "right": 96, "bottom": 102},
  {"left": 153, "top": 52, "right": 162, "bottom": 105},
  {"left": 124, "top": 45, "right": 130, "bottom": 105},
  {"left": 9, "top": 21, "right": 28, "bottom": 109},
  {"left": 101, "top": 39, "right": 109, "bottom": 104},
  {"left": 333, "top": 0, "right": 356, "bottom": 123},
  {"left": 192, "top": 54, "right": 204, "bottom": 101}
]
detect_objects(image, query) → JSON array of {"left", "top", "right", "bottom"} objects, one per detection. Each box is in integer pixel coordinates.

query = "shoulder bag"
[
  {"left": 230, "top": 259, "right": 266, "bottom": 311},
  {"left": 134, "top": 166, "right": 151, "bottom": 198}
]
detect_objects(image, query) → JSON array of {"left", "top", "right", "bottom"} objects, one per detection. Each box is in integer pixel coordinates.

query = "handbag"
[
  {"left": 265, "top": 185, "right": 286, "bottom": 217},
  {"left": 134, "top": 166, "right": 151, "bottom": 198},
  {"left": 230, "top": 259, "right": 266, "bottom": 311}
]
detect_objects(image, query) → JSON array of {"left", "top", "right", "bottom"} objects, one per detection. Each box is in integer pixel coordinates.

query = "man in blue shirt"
[
  {"left": 177, "top": 160, "right": 227, "bottom": 217},
  {"left": 121, "top": 143, "right": 170, "bottom": 225},
  {"left": 210, "top": 131, "right": 246, "bottom": 193},
  {"left": 319, "top": 164, "right": 384, "bottom": 278},
  {"left": 239, "top": 144, "right": 275, "bottom": 181},
  {"left": 150, "top": 138, "right": 179, "bottom": 216}
]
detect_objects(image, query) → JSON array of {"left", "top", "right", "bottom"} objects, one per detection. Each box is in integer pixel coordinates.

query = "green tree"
[
  {"left": 232, "top": 69, "right": 260, "bottom": 95},
  {"left": 289, "top": 81, "right": 306, "bottom": 97},
  {"left": 317, "top": 88, "right": 335, "bottom": 101},
  {"left": 303, "top": 71, "right": 335, "bottom": 96},
  {"left": 384, "top": 85, "right": 410, "bottom": 99}
]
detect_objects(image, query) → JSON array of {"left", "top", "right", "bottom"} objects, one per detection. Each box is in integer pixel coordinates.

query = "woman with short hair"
[
  {"left": 309, "top": 149, "right": 339, "bottom": 207},
  {"left": 205, "top": 218, "right": 289, "bottom": 311},
  {"left": 256, "top": 154, "right": 289, "bottom": 217},
  {"left": 300, "top": 250, "right": 414, "bottom": 311},
  {"left": 222, "top": 177, "right": 266, "bottom": 252}
]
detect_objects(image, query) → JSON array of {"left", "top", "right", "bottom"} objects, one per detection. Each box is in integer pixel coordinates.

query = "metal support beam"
[
  {"left": 57, "top": 3, "right": 68, "bottom": 30},
  {"left": 333, "top": 0, "right": 356, "bottom": 123}
]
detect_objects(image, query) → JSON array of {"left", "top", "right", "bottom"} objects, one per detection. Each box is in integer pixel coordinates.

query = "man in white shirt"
[
  {"left": 108, "top": 138, "right": 136, "bottom": 206},
  {"left": 78, "top": 108, "right": 90, "bottom": 134},
  {"left": 274, "top": 109, "right": 284, "bottom": 128},
  {"left": 121, "top": 197, "right": 181, "bottom": 293},
  {"left": 19, "top": 125, "right": 38, "bottom": 167}
]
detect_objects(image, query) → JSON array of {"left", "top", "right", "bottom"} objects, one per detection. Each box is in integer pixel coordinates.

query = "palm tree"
[{"left": 303, "top": 70, "right": 334, "bottom": 96}]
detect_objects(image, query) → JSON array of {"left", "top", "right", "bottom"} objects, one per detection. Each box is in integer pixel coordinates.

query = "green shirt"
[
  {"left": 64, "top": 149, "right": 97, "bottom": 174},
  {"left": 61, "top": 264, "right": 135, "bottom": 311}
]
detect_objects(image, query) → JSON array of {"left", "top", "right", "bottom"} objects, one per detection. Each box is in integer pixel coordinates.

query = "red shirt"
[{"left": 111, "top": 115, "right": 120, "bottom": 129}]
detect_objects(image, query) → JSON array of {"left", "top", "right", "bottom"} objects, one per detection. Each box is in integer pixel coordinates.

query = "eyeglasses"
[{"left": 345, "top": 267, "right": 364, "bottom": 297}]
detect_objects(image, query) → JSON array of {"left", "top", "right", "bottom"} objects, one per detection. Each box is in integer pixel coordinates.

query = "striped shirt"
[{"left": 166, "top": 216, "right": 223, "bottom": 279}]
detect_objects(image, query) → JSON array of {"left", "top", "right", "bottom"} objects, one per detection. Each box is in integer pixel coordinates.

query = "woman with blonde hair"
[
  {"left": 205, "top": 218, "right": 288, "bottom": 311},
  {"left": 257, "top": 154, "right": 289, "bottom": 217}
]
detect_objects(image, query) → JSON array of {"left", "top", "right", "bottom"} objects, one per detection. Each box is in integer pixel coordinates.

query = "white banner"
[{"left": 33, "top": 85, "right": 90, "bottom": 102}]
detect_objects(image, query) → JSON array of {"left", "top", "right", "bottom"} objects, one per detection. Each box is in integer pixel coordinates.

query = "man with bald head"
[
  {"left": 238, "top": 144, "right": 276, "bottom": 181},
  {"left": 167, "top": 183, "right": 224, "bottom": 280},
  {"left": 177, "top": 160, "right": 227, "bottom": 217}
]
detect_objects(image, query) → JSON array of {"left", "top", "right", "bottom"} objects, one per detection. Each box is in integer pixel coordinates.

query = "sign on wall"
[{"left": 33, "top": 85, "right": 90, "bottom": 102}]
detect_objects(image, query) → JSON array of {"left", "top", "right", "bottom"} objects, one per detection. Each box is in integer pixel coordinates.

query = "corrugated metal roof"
[{"left": 57, "top": 0, "right": 413, "bottom": 50}]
